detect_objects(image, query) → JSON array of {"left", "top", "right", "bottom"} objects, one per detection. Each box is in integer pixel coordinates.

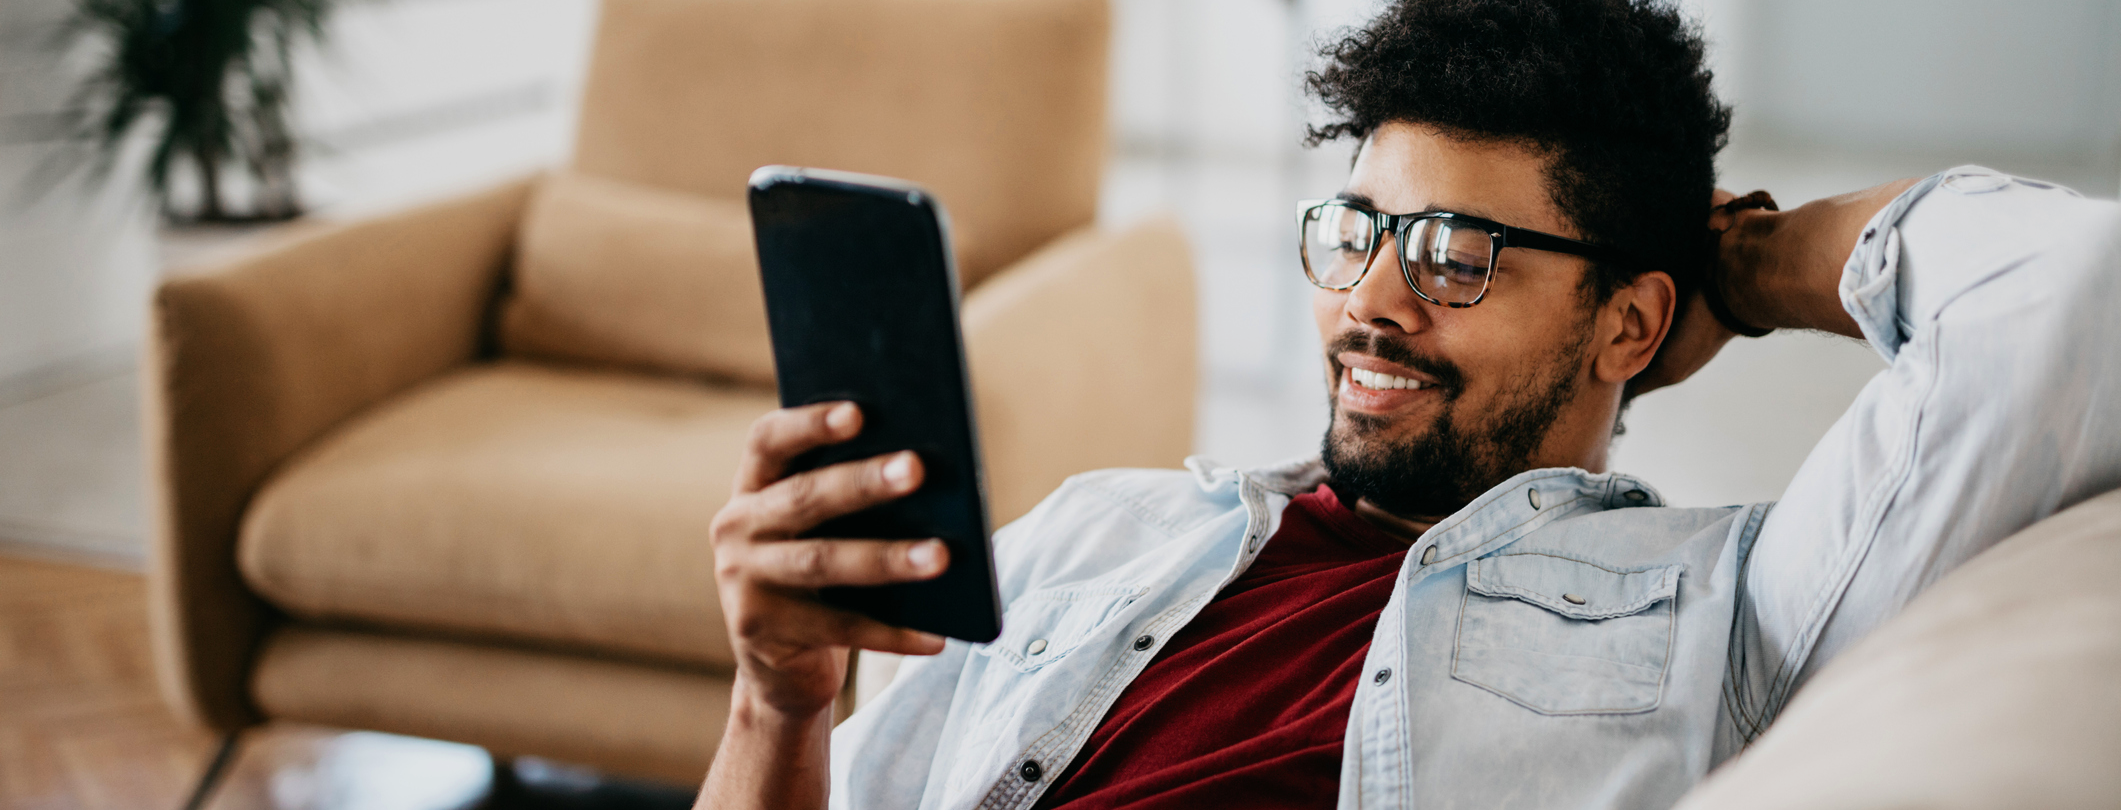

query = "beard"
[{"left": 1320, "top": 324, "right": 1592, "bottom": 518}]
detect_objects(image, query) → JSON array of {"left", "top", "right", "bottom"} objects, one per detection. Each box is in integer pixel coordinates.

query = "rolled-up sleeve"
[{"left": 1734, "top": 167, "right": 2121, "bottom": 734}]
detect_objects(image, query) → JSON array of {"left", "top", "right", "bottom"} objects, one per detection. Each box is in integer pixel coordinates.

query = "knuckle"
[
  {"left": 734, "top": 610, "right": 771, "bottom": 642},
  {"left": 834, "top": 610, "right": 866, "bottom": 638},
  {"left": 746, "top": 412, "right": 780, "bottom": 446},
  {"left": 712, "top": 550, "right": 744, "bottom": 583},
  {"left": 782, "top": 474, "right": 818, "bottom": 509},
  {"left": 872, "top": 542, "right": 905, "bottom": 574},
  {"left": 730, "top": 591, "right": 771, "bottom": 638},
  {"left": 792, "top": 543, "right": 832, "bottom": 581},
  {"left": 708, "top": 504, "right": 747, "bottom": 543}
]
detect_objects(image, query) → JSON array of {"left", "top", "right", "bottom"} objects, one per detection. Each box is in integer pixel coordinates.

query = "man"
[{"left": 698, "top": 1, "right": 2121, "bottom": 808}]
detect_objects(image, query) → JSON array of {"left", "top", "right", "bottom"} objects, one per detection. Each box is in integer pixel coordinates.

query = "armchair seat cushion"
[{"left": 237, "top": 361, "right": 770, "bottom": 670}]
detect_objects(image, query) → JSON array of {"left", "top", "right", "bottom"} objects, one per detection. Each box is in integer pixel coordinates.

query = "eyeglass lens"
[{"left": 1302, "top": 203, "right": 1494, "bottom": 305}]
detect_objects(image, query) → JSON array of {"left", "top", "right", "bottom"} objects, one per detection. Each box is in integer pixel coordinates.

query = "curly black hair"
[{"left": 1307, "top": 0, "right": 1731, "bottom": 305}]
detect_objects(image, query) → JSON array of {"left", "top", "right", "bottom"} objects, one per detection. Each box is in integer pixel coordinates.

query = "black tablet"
[{"left": 746, "top": 165, "right": 1003, "bottom": 644}]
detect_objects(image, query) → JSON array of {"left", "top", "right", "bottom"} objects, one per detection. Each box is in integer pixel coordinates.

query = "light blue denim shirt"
[{"left": 830, "top": 168, "right": 2121, "bottom": 809}]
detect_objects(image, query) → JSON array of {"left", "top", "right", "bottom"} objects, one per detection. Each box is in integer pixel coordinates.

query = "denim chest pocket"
[
  {"left": 979, "top": 585, "right": 1147, "bottom": 672},
  {"left": 1451, "top": 554, "right": 1682, "bottom": 715}
]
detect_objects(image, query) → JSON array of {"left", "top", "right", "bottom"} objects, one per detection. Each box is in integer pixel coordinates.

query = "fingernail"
[
  {"left": 906, "top": 541, "right": 941, "bottom": 573},
  {"left": 827, "top": 403, "right": 858, "bottom": 434},
  {"left": 915, "top": 631, "right": 946, "bottom": 649},
  {"left": 882, "top": 453, "right": 915, "bottom": 489}
]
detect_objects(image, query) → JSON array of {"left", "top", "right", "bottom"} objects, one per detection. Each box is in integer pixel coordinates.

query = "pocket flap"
[
  {"left": 1465, "top": 555, "right": 1680, "bottom": 620},
  {"left": 978, "top": 585, "right": 1148, "bottom": 671}
]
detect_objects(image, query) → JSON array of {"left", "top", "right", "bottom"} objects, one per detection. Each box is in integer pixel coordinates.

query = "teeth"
[{"left": 1351, "top": 367, "right": 1424, "bottom": 391}]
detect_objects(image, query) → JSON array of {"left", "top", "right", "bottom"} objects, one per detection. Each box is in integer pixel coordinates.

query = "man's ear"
[{"left": 1594, "top": 270, "right": 1677, "bottom": 386}]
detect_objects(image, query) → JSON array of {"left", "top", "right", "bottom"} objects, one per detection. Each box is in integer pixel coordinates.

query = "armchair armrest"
[
  {"left": 147, "top": 177, "right": 536, "bottom": 729},
  {"left": 961, "top": 216, "right": 1197, "bottom": 526}
]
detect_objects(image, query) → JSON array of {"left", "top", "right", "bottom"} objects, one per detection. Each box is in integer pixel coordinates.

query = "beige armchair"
[{"left": 146, "top": 0, "right": 1194, "bottom": 785}]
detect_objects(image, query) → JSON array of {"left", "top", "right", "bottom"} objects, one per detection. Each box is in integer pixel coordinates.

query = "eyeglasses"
[{"left": 1297, "top": 199, "right": 1624, "bottom": 307}]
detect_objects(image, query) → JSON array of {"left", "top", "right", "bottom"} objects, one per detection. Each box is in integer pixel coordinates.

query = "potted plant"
[{"left": 62, "top": 0, "right": 330, "bottom": 222}]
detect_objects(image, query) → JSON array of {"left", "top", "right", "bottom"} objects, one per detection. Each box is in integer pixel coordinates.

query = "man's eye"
[{"left": 1443, "top": 257, "right": 1487, "bottom": 282}]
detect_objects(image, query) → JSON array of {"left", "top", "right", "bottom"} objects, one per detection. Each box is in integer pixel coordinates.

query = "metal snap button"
[
  {"left": 1373, "top": 668, "right": 1392, "bottom": 685},
  {"left": 1420, "top": 545, "right": 1437, "bottom": 565},
  {"left": 1027, "top": 638, "right": 1047, "bottom": 656},
  {"left": 1563, "top": 593, "right": 1588, "bottom": 605},
  {"left": 1527, "top": 488, "right": 1542, "bottom": 509},
  {"left": 1133, "top": 634, "right": 1154, "bottom": 651},
  {"left": 1624, "top": 489, "right": 1649, "bottom": 503},
  {"left": 1019, "top": 760, "right": 1043, "bottom": 782}
]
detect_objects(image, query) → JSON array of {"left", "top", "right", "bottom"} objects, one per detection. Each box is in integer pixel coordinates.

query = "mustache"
[{"left": 1326, "top": 330, "right": 1467, "bottom": 393}]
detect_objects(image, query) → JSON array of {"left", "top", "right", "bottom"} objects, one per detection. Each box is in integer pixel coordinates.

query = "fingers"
[
  {"left": 721, "top": 451, "right": 925, "bottom": 539},
  {"left": 1709, "top": 189, "right": 1782, "bottom": 235},
  {"left": 741, "top": 538, "right": 951, "bottom": 589},
  {"left": 738, "top": 593, "right": 949, "bottom": 657},
  {"left": 734, "top": 402, "right": 864, "bottom": 494}
]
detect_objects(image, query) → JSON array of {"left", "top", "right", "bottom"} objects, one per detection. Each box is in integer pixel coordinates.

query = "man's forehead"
[{"left": 1342, "top": 123, "right": 1566, "bottom": 234}]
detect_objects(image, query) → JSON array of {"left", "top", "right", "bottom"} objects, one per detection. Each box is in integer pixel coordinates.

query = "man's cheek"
[{"left": 1312, "top": 290, "right": 1347, "bottom": 338}]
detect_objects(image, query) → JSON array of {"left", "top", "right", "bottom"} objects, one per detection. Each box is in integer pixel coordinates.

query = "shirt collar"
[{"left": 1192, "top": 455, "right": 1666, "bottom": 563}]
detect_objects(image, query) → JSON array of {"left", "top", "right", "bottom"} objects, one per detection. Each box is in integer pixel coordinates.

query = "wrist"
[
  {"left": 1718, "top": 209, "right": 1851, "bottom": 335},
  {"left": 705, "top": 672, "right": 835, "bottom": 810},
  {"left": 1719, "top": 180, "right": 1918, "bottom": 339},
  {"left": 1717, "top": 211, "right": 1789, "bottom": 328},
  {"left": 731, "top": 672, "right": 837, "bottom": 732}
]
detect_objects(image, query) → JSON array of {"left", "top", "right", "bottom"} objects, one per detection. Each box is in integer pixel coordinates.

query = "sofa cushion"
[
  {"left": 503, "top": 171, "right": 776, "bottom": 385},
  {"left": 238, "top": 361, "right": 774, "bottom": 669},
  {"left": 1672, "top": 487, "right": 2121, "bottom": 810}
]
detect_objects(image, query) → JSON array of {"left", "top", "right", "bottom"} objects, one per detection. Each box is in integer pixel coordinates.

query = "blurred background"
[{"left": 1, "top": 0, "right": 2117, "bottom": 805}]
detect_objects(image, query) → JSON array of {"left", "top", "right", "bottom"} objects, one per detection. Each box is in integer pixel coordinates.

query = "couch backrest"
[
  {"left": 570, "top": 0, "right": 1110, "bottom": 288},
  {"left": 1671, "top": 487, "right": 2121, "bottom": 810}
]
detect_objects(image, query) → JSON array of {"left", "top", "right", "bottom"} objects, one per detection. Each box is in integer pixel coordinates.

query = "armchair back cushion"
[
  {"left": 571, "top": 0, "right": 1108, "bottom": 288},
  {"left": 504, "top": 172, "right": 776, "bottom": 384}
]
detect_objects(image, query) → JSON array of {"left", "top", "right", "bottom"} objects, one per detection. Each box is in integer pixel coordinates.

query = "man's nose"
[{"left": 1344, "top": 233, "right": 1430, "bottom": 334}]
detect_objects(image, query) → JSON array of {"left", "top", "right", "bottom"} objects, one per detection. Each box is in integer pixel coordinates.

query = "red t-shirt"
[{"left": 1031, "top": 484, "right": 1408, "bottom": 810}]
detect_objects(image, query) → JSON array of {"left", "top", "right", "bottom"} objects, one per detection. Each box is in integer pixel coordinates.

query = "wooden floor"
[
  {"left": 0, "top": 553, "right": 708, "bottom": 810},
  {"left": 0, "top": 554, "right": 505, "bottom": 810},
  {"left": 0, "top": 553, "right": 223, "bottom": 808}
]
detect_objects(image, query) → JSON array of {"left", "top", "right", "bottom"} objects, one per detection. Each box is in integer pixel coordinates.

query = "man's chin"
[{"left": 1321, "top": 416, "right": 1470, "bottom": 517}]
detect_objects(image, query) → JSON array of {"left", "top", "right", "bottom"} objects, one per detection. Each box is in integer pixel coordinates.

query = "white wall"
[
  {"left": 290, "top": 0, "right": 596, "bottom": 217},
  {"left": 0, "top": 0, "right": 596, "bottom": 390},
  {"left": 0, "top": 0, "right": 159, "bottom": 400}
]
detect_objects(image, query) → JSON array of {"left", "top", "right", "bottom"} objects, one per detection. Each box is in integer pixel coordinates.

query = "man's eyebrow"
[{"left": 1330, "top": 191, "right": 1502, "bottom": 222}]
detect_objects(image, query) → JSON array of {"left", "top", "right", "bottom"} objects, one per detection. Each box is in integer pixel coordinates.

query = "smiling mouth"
[{"left": 1348, "top": 367, "right": 1429, "bottom": 391}]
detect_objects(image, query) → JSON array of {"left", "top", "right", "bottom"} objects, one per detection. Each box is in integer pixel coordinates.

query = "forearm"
[
  {"left": 697, "top": 681, "right": 834, "bottom": 810},
  {"left": 1739, "top": 169, "right": 2121, "bottom": 705},
  {"left": 1719, "top": 179, "right": 1919, "bottom": 338}
]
